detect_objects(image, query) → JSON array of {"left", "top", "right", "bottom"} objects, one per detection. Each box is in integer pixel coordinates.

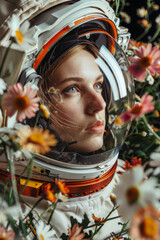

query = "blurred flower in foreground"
[
  {"left": 0, "top": 78, "right": 7, "bottom": 95},
  {"left": 128, "top": 43, "right": 160, "bottom": 81},
  {"left": 114, "top": 166, "right": 159, "bottom": 221},
  {"left": 2, "top": 83, "right": 39, "bottom": 122},
  {"left": 0, "top": 226, "right": 15, "bottom": 240},
  {"left": 17, "top": 126, "right": 58, "bottom": 154},
  {"left": 137, "top": 7, "right": 148, "bottom": 18},
  {"left": 147, "top": 147, "right": 160, "bottom": 176},
  {"left": 68, "top": 223, "right": 86, "bottom": 240},
  {"left": 8, "top": 14, "right": 31, "bottom": 45},
  {"left": 120, "top": 93, "right": 155, "bottom": 122},
  {"left": 130, "top": 205, "right": 160, "bottom": 240},
  {"left": 35, "top": 220, "right": 56, "bottom": 240},
  {"left": 0, "top": 199, "right": 21, "bottom": 224}
]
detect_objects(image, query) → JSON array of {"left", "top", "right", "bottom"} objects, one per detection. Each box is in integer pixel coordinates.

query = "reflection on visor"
[
  {"left": 98, "top": 45, "right": 127, "bottom": 99},
  {"left": 95, "top": 56, "right": 120, "bottom": 101}
]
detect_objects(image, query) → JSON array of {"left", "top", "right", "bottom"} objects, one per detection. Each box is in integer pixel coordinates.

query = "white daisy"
[
  {"left": 146, "top": 74, "right": 155, "bottom": 85},
  {"left": 55, "top": 192, "right": 68, "bottom": 202},
  {"left": 8, "top": 14, "right": 34, "bottom": 46},
  {"left": 0, "top": 78, "right": 7, "bottom": 95},
  {"left": 148, "top": 146, "right": 160, "bottom": 176},
  {"left": 114, "top": 166, "right": 159, "bottom": 221},
  {"left": 0, "top": 199, "right": 21, "bottom": 224},
  {"left": 137, "top": 7, "right": 148, "bottom": 18},
  {"left": 155, "top": 14, "right": 160, "bottom": 27},
  {"left": 120, "top": 12, "right": 131, "bottom": 24},
  {"left": 36, "top": 221, "right": 56, "bottom": 240}
]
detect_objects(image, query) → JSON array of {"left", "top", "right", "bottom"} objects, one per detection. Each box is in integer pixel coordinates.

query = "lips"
[{"left": 86, "top": 121, "right": 105, "bottom": 134}]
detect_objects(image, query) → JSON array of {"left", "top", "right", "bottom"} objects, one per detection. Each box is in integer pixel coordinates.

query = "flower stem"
[
  {"left": 39, "top": 201, "right": 57, "bottom": 220},
  {"left": 136, "top": 24, "right": 151, "bottom": 41},
  {"left": 47, "top": 200, "right": 58, "bottom": 225},
  {"left": 148, "top": 26, "right": 160, "bottom": 42},
  {"left": 6, "top": 148, "right": 19, "bottom": 205},
  {"left": 142, "top": 115, "right": 160, "bottom": 141},
  {"left": 22, "top": 196, "right": 44, "bottom": 221}
]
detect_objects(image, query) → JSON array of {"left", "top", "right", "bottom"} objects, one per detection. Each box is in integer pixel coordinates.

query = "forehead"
[{"left": 50, "top": 49, "right": 102, "bottom": 86}]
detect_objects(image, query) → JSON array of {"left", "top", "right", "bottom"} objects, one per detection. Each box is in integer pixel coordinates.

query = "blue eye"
[
  {"left": 66, "top": 86, "right": 77, "bottom": 93},
  {"left": 95, "top": 83, "right": 102, "bottom": 90}
]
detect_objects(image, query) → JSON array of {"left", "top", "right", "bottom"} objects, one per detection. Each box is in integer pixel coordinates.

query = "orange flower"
[
  {"left": 43, "top": 183, "right": 56, "bottom": 202},
  {"left": 92, "top": 214, "right": 105, "bottom": 224},
  {"left": 55, "top": 179, "right": 69, "bottom": 195},
  {"left": 154, "top": 110, "right": 160, "bottom": 117},
  {"left": 130, "top": 205, "right": 160, "bottom": 240},
  {"left": 17, "top": 126, "right": 58, "bottom": 154},
  {"left": 138, "top": 19, "right": 149, "bottom": 27},
  {"left": 151, "top": 125, "right": 159, "bottom": 132},
  {"left": 122, "top": 157, "right": 142, "bottom": 171}
]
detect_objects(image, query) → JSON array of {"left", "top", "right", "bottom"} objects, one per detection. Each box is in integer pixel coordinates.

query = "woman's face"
[{"left": 49, "top": 49, "right": 106, "bottom": 152}]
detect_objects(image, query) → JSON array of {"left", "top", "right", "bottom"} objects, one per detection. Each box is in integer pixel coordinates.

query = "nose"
[{"left": 86, "top": 91, "right": 106, "bottom": 115}]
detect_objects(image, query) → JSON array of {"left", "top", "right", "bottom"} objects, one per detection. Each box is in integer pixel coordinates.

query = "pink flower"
[
  {"left": 0, "top": 226, "right": 15, "bottom": 240},
  {"left": 68, "top": 223, "right": 86, "bottom": 240},
  {"left": 2, "top": 83, "right": 39, "bottom": 122},
  {"left": 128, "top": 43, "right": 160, "bottom": 81},
  {"left": 120, "top": 93, "right": 155, "bottom": 122}
]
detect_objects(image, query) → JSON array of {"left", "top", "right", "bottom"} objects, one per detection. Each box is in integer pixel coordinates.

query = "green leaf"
[
  {"left": 70, "top": 216, "right": 78, "bottom": 227},
  {"left": 81, "top": 213, "right": 90, "bottom": 228}
]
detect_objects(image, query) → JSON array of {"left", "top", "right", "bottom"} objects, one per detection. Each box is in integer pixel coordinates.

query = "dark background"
[{"left": 112, "top": 0, "right": 160, "bottom": 42}]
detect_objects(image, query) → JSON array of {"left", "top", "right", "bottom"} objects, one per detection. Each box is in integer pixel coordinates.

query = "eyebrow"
[{"left": 55, "top": 74, "right": 104, "bottom": 87}]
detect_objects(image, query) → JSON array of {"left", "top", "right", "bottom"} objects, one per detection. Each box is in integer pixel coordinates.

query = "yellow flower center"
[
  {"left": 14, "top": 95, "right": 29, "bottom": 111},
  {"left": 126, "top": 186, "right": 139, "bottom": 204},
  {"left": 40, "top": 234, "right": 44, "bottom": 240},
  {"left": 15, "top": 30, "right": 23, "bottom": 44},
  {"left": 28, "top": 132, "right": 44, "bottom": 145},
  {"left": 115, "top": 117, "right": 122, "bottom": 126},
  {"left": 141, "top": 216, "right": 157, "bottom": 238},
  {"left": 139, "top": 56, "right": 152, "bottom": 68}
]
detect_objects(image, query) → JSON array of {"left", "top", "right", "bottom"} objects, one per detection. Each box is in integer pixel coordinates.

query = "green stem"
[
  {"left": 18, "top": 158, "right": 33, "bottom": 194},
  {"left": 39, "top": 201, "right": 57, "bottom": 220},
  {"left": 136, "top": 24, "right": 151, "bottom": 41},
  {"left": 47, "top": 200, "right": 58, "bottom": 225},
  {"left": 148, "top": 27, "right": 160, "bottom": 42},
  {"left": 84, "top": 215, "right": 120, "bottom": 229},
  {"left": 142, "top": 115, "right": 160, "bottom": 141},
  {"left": 115, "top": 0, "right": 120, "bottom": 16},
  {"left": 22, "top": 196, "right": 44, "bottom": 221},
  {"left": 7, "top": 148, "right": 19, "bottom": 205}
]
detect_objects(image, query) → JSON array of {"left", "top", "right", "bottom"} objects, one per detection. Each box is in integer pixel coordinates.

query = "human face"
[{"left": 49, "top": 49, "right": 106, "bottom": 152}]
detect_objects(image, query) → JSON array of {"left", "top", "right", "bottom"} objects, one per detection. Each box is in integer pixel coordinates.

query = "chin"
[{"left": 69, "top": 136, "right": 104, "bottom": 153}]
